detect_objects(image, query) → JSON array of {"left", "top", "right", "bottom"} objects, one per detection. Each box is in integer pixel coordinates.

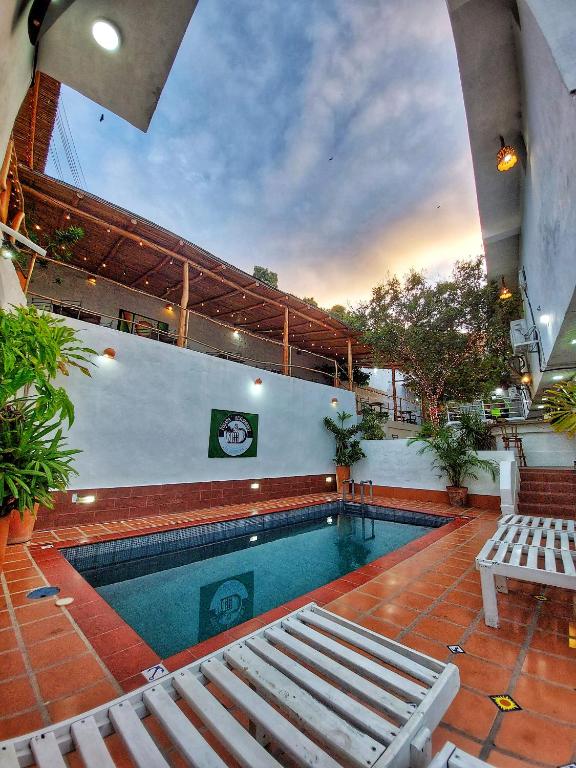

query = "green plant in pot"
[
  {"left": 324, "top": 411, "right": 366, "bottom": 491},
  {"left": 0, "top": 305, "right": 94, "bottom": 557},
  {"left": 408, "top": 424, "right": 498, "bottom": 507},
  {"left": 543, "top": 379, "right": 576, "bottom": 437}
]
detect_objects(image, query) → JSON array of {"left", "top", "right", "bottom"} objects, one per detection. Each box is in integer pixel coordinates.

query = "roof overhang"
[
  {"left": 447, "top": 0, "right": 523, "bottom": 285},
  {"left": 36, "top": 0, "right": 200, "bottom": 131}
]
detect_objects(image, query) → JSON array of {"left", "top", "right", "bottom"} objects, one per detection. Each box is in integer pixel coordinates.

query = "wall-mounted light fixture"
[
  {"left": 498, "top": 276, "right": 512, "bottom": 300},
  {"left": 233, "top": 330, "right": 240, "bottom": 338},
  {"left": 497, "top": 136, "right": 518, "bottom": 172},
  {"left": 521, "top": 374, "right": 531, "bottom": 384},
  {"left": 72, "top": 494, "right": 96, "bottom": 504},
  {"left": 102, "top": 348, "right": 116, "bottom": 360},
  {"left": 326, "top": 517, "right": 333, "bottom": 524},
  {"left": 87, "top": 277, "right": 97, "bottom": 286},
  {"left": 331, "top": 397, "right": 338, "bottom": 407},
  {"left": 325, "top": 476, "right": 333, "bottom": 483},
  {"left": 91, "top": 19, "right": 121, "bottom": 51},
  {"left": 249, "top": 535, "right": 258, "bottom": 542},
  {"left": 165, "top": 304, "right": 173, "bottom": 312},
  {"left": 250, "top": 482, "right": 260, "bottom": 490}
]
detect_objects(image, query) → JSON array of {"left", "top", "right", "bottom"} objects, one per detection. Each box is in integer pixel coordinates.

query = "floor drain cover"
[
  {"left": 26, "top": 586, "right": 60, "bottom": 600},
  {"left": 55, "top": 597, "right": 74, "bottom": 607}
]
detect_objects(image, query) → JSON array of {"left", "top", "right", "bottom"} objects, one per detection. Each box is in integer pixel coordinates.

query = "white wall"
[
  {"left": 354, "top": 440, "right": 513, "bottom": 498},
  {"left": 0, "top": 1, "right": 34, "bottom": 161},
  {"left": 55, "top": 317, "right": 355, "bottom": 489},
  {"left": 518, "top": 1, "right": 576, "bottom": 384},
  {"left": 494, "top": 421, "right": 576, "bottom": 467},
  {"left": 0, "top": 259, "right": 25, "bottom": 309}
]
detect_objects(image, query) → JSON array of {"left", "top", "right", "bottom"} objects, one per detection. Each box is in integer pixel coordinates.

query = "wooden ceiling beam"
[
  {"left": 97, "top": 236, "right": 124, "bottom": 271},
  {"left": 22, "top": 181, "right": 355, "bottom": 337},
  {"left": 129, "top": 255, "right": 171, "bottom": 286}
]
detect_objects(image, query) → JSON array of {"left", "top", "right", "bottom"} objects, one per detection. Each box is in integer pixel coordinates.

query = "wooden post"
[
  {"left": 347, "top": 338, "right": 353, "bottom": 392},
  {"left": 0, "top": 139, "right": 13, "bottom": 192},
  {"left": 283, "top": 306, "right": 289, "bottom": 375},
  {"left": 334, "top": 359, "right": 339, "bottom": 387},
  {"left": 23, "top": 254, "right": 37, "bottom": 295},
  {"left": 177, "top": 261, "right": 189, "bottom": 347},
  {"left": 392, "top": 366, "right": 398, "bottom": 421},
  {"left": 29, "top": 74, "right": 41, "bottom": 169}
]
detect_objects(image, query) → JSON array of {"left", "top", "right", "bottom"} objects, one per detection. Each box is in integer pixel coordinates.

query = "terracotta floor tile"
[
  {"left": 442, "top": 589, "right": 484, "bottom": 610},
  {"left": 453, "top": 654, "right": 512, "bottom": 695},
  {"left": 0, "top": 677, "right": 37, "bottom": 717},
  {"left": 486, "top": 750, "right": 543, "bottom": 768},
  {"left": 327, "top": 601, "right": 362, "bottom": 621},
  {"left": 426, "top": 572, "right": 459, "bottom": 588},
  {"left": 104, "top": 643, "right": 160, "bottom": 682},
  {"left": 391, "top": 591, "right": 434, "bottom": 611},
  {"left": 411, "top": 616, "right": 464, "bottom": 645},
  {"left": 400, "top": 632, "right": 448, "bottom": 661},
  {"left": 79, "top": 610, "right": 126, "bottom": 638},
  {"left": 476, "top": 620, "right": 530, "bottom": 647},
  {"left": 521, "top": 647, "right": 576, "bottom": 686},
  {"left": 14, "top": 600, "right": 61, "bottom": 625},
  {"left": 0, "top": 629, "right": 18, "bottom": 653},
  {"left": 0, "top": 648, "right": 27, "bottom": 679},
  {"left": 530, "top": 628, "right": 576, "bottom": 660},
  {"left": 36, "top": 654, "right": 107, "bottom": 702},
  {"left": 0, "top": 710, "right": 45, "bottom": 741},
  {"left": 28, "top": 631, "right": 90, "bottom": 671},
  {"left": 355, "top": 615, "right": 401, "bottom": 638},
  {"left": 89, "top": 625, "right": 143, "bottom": 659},
  {"left": 495, "top": 709, "right": 576, "bottom": 766},
  {"left": 442, "top": 688, "right": 498, "bottom": 740},
  {"left": 431, "top": 725, "right": 482, "bottom": 758},
  {"left": 428, "top": 602, "right": 478, "bottom": 627},
  {"left": 4, "top": 567, "right": 40, "bottom": 583},
  {"left": 47, "top": 679, "right": 120, "bottom": 723},
  {"left": 409, "top": 580, "right": 447, "bottom": 599},
  {"left": 370, "top": 602, "right": 419, "bottom": 628},
  {"left": 20, "top": 614, "right": 74, "bottom": 647},
  {"left": 357, "top": 580, "right": 405, "bottom": 600},
  {"left": 329, "top": 591, "right": 381, "bottom": 614},
  {"left": 6, "top": 576, "right": 46, "bottom": 595},
  {"left": 462, "top": 633, "right": 521, "bottom": 669},
  {"left": 513, "top": 674, "right": 576, "bottom": 724}
]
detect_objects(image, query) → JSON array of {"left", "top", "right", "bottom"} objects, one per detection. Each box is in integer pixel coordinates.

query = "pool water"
[{"left": 64, "top": 503, "right": 446, "bottom": 658}]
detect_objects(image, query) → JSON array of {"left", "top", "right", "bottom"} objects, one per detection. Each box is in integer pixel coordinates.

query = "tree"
[
  {"left": 355, "top": 258, "right": 522, "bottom": 423},
  {"left": 253, "top": 266, "right": 278, "bottom": 288},
  {"left": 302, "top": 296, "right": 319, "bottom": 307}
]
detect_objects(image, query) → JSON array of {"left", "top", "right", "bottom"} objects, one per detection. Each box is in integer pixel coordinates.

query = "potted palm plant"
[
  {"left": 543, "top": 379, "right": 576, "bottom": 437},
  {"left": 409, "top": 424, "right": 498, "bottom": 507},
  {"left": 324, "top": 411, "right": 366, "bottom": 491},
  {"left": 0, "top": 305, "right": 93, "bottom": 558}
]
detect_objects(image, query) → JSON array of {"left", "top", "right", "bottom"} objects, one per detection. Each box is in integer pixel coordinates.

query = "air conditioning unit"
[{"left": 510, "top": 319, "right": 539, "bottom": 353}]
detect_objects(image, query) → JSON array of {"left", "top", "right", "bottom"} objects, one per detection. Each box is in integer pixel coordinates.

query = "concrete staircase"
[{"left": 518, "top": 467, "right": 576, "bottom": 517}]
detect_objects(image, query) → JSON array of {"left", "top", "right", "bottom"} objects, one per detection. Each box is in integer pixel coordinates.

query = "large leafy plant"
[
  {"left": 457, "top": 410, "right": 495, "bottom": 450},
  {"left": 324, "top": 411, "right": 366, "bottom": 467},
  {"left": 0, "top": 305, "right": 94, "bottom": 520},
  {"left": 408, "top": 424, "right": 498, "bottom": 488},
  {"left": 544, "top": 380, "right": 576, "bottom": 438}
]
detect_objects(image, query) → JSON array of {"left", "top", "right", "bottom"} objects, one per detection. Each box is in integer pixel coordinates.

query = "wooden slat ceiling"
[
  {"left": 12, "top": 74, "right": 61, "bottom": 172},
  {"left": 20, "top": 168, "right": 373, "bottom": 365}
]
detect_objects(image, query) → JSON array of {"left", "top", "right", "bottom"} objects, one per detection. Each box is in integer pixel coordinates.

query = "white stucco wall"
[
  {"left": 0, "top": 1, "right": 34, "bottom": 161},
  {"left": 54, "top": 317, "right": 355, "bottom": 489},
  {"left": 495, "top": 421, "right": 576, "bottom": 467},
  {"left": 518, "top": 1, "right": 576, "bottom": 383},
  {"left": 0, "top": 259, "right": 25, "bottom": 308},
  {"left": 354, "top": 441, "right": 513, "bottom": 498}
]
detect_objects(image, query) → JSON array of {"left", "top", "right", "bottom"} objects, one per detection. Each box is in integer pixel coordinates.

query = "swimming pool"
[{"left": 63, "top": 502, "right": 450, "bottom": 658}]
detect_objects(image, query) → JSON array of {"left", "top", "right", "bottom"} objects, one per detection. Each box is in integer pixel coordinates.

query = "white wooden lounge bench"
[
  {"left": 476, "top": 540, "right": 576, "bottom": 628},
  {"left": 491, "top": 523, "right": 576, "bottom": 552},
  {"left": 499, "top": 514, "right": 575, "bottom": 533},
  {"left": 0, "top": 603, "right": 460, "bottom": 768},
  {"left": 428, "top": 742, "right": 491, "bottom": 767}
]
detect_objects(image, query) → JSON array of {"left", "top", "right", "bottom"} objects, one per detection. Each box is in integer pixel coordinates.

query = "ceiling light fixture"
[
  {"left": 497, "top": 135, "right": 518, "bottom": 172},
  {"left": 91, "top": 19, "right": 121, "bottom": 51}
]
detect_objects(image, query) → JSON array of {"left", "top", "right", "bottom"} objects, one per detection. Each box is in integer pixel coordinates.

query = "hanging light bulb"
[
  {"left": 497, "top": 135, "right": 518, "bottom": 172},
  {"left": 499, "top": 276, "right": 512, "bottom": 300}
]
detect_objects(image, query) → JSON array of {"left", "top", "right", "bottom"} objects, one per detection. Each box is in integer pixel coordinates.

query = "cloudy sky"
[{"left": 47, "top": 0, "right": 483, "bottom": 307}]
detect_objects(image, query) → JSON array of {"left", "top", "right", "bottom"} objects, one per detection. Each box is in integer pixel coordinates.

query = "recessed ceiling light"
[
  {"left": 91, "top": 20, "right": 121, "bottom": 51},
  {"left": 552, "top": 375, "right": 564, "bottom": 380}
]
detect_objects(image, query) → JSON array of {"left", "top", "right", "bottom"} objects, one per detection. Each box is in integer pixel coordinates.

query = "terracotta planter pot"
[
  {"left": 446, "top": 486, "right": 469, "bottom": 508},
  {"left": 0, "top": 516, "right": 10, "bottom": 573},
  {"left": 8, "top": 504, "right": 38, "bottom": 545},
  {"left": 335, "top": 465, "right": 351, "bottom": 493}
]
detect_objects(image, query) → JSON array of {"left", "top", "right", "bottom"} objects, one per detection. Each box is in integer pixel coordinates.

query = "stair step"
[
  {"left": 520, "top": 480, "right": 576, "bottom": 493},
  {"left": 517, "top": 502, "right": 576, "bottom": 517},
  {"left": 518, "top": 492, "right": 576, "bottom": 505}
]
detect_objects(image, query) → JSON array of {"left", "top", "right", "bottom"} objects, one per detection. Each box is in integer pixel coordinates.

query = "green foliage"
[
  {"left": 408, "top": 424, "right": 498, "bottom": 488},
  {"left": 359, "top": 406, "right": 387, "bottom": 440},
  {"left": 317, "top": 364, "right": 370, "bottom": 387},
  {"left": 353, "top": 258, "right": 523, "bottom": 421},
  {"left": 302, "top": 296, "right": 319, "bottom": 307},
  {"left": 457, "top": 410, "right": 495, "bottom": 450},
  {"left": 324, "top": 411, "right": 366, "bottom": 467},
  {"left": 543, "top": 379, "right": 576, "bottom": 438},
  {"left": 29, "top": 224, "right": 85, "bottom": 264},
  {"left": 0, "top": 401, "right": 79, "bottom": 519},
  {"left": 253, "top": 266, "right": 279, "bottom": 288},
  {"left": 0, "top": 305, "right": 95, "bottom": 424}
]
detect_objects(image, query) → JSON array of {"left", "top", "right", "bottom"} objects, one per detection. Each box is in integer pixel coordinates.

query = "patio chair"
[
  {"left": 476, "top": 539, "right": 576, "bottom": 628},
  {"left": 0, "top": 603, "right": 461, "bottom": 768},
  {"left": 428, "top": 742, "right": 492, "bottom": 767},
  {"left": 499, "top": 514, "right": 575, "bottom": 533},
  {"left": 496, "top": 422, "right": 527, "bottom": 467}
]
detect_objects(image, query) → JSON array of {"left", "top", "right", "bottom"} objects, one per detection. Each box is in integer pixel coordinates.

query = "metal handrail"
[{"left": 28, "top": 292, "right": 344, "bottom": 385}]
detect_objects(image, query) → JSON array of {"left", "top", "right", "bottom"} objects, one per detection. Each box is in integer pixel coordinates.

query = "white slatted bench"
[
  {"left": 476, "top": 540, "right": 576, "bottom": 628},
  {"left": 499, "top": 514, "right": 575, "bottom": 533},
  {"left": 491, "top": 524, "right": 576, "bottom": 552},
  {"left": 0, "top": 603, "right": 460, "bottom": 768},
  {"left": 428, "top": 742, "right": 491, "bottom": 768}
]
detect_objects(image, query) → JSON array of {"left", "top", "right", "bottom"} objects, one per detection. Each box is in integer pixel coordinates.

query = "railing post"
[
  {"left": 177, "top": 261, "right": 189, "bottom": 348},
  {"left": 283, "top": 306, "right": 289, "bottom": 375},
  {"left": 347, "top": 338, "right": 353, "bottom": 392}
]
